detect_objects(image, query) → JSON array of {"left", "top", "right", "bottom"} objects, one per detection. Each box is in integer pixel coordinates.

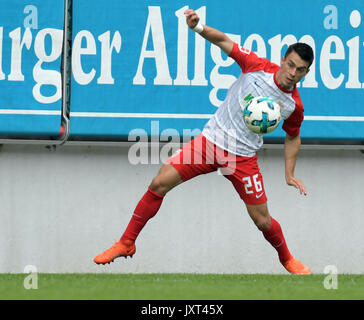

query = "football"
[{"left": 243, "top": 96, "right": 281, "bottom": 134}]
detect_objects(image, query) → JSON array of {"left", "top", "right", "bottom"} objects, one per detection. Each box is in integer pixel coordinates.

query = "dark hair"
[{"left": 285, "top": 43, "right": 314, "bottom": 67}]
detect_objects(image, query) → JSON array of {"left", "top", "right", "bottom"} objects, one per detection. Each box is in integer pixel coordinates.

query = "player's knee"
[
  {"left": 150, "top": 164, "right": 183, "bottom": 195},
  {"left": 149, "top": 176, "right": 170, "bottom": 195},
  {"left": 255, "top": 216, "right": 271, "bottom": 231},
  {"left": 150, "top": 170, "right": 176, "bottom": 196},
  {"left": 246, "top": 203, "right": 271, "bottom": 230}
]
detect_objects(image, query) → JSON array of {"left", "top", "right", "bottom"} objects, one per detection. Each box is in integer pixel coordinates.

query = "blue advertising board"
[
  {"left": 0, "top": 0, "right": 64, "bottom": 136},
  {"left": 69, "top": 0, "right": 364, "bottom": 142},
  {"left": 1, "top": 1, "right": 363, "bottom": 142}
]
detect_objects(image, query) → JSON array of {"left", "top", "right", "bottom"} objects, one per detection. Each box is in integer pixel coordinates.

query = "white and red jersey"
[{"left": 202, "top": 42, "right": 304, "bottom": 157}]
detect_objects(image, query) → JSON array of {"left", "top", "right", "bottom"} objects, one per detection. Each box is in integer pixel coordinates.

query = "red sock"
[
  {"left": 121, "top": 187, "right": 164, "bottom": 242},
  {"left": 262, "top": 217, "right": 292, "bottom": 264}
]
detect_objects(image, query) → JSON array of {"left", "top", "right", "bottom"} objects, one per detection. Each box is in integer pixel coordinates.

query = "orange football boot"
[
  {"left": 283, "top": 257, "right": 311, "bottom": 275},
  {"left": 94, "top": 239, "right": 136, "bottom": 265}
]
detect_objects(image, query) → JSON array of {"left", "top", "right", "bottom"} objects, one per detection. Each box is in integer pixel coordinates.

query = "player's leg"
[
  {"left": 149, "top": 163, "right": 184, "bottom": 195},
  {"left": 223, "top": 154, "right": 311, "bottom": 274},
  {"left": 245, "top": 202, "right": 292, "bottom": 264},
  {"left": 245, "top": 202, "right": 311, "bottom": 274},
  {"left": 226, "top": 170, "right": 293, "bottom": 264},
  {"left": 244, "top": 202, "right": 271, "bottom": 230},
  {"left": 120, "top": 133, "right": 216, "bottom": 245},
  {"left": 120, "top": 164, "right": 183, "bottom": 242},
  {"left": 94, "top": 133, "right": 217, "bottom": 264},
  {"left": 93, "top": 164, "right": 182, "bottom": 264}
]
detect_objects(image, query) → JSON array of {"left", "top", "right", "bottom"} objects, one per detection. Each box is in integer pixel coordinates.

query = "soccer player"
[{"left": 94, "top": 9, "right": 314, "bottom": 274}]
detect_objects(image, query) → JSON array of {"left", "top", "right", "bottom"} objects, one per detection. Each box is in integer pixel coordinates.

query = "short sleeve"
[
  {"left": 282, "top": 90, "right": 304, "bottom": 137},
  {"left": 229, "top": 42, "right": 277, "bottom": 74}
]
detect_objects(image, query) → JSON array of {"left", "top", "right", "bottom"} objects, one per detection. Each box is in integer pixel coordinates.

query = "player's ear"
[{"left": 280, "top": 56, "right": 286, "bottom": 65}]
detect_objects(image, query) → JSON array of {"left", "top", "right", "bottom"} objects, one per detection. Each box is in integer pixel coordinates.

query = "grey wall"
[{"left": 0, "top": 143, "right": 363, "bottom": 274}]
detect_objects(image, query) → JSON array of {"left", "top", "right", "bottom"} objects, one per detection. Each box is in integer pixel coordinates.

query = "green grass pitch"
[{"left": 1, "top": 273, "right": 363, "bottom": 300}]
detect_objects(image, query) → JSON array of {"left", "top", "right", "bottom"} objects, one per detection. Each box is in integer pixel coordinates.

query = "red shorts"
[{"left": 167, "top": 133, "right": 267, "bottom": 205}]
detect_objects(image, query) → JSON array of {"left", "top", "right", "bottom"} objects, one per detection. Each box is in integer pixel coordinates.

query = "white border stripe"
[
  {"left": 304, "top": 116, "right": 364, "bottom": 121},
  {"left": 70, "top": 112, "right": 212, "bottom": 119},
  {"left": 0, "top": 109, "right": 61, "bottom": 115},
  {"left": 70, "top": 112, "right": 364, "bottom": 122},
  {"left": 0, "top": 110, "right": 362, "bottom": 122}
]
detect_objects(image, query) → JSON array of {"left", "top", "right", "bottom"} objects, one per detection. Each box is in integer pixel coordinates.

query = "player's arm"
[
  {"left": 185, "top": 9, "right": 234, "bottom": 55},
  {"left": 284, "top": 134, "right": 307, "bottom": 195}
]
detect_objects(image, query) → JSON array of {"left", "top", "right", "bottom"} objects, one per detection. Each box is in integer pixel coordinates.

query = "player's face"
[{"left": 277, "top": 51, "right": 310, "bottom": 90}]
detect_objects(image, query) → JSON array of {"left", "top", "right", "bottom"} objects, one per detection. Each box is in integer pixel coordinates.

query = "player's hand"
[
  {"left": 184, "top": 9, "right": 199, "bottom": 29},
  {"left": 286, "top": 176, "right": 307, "bottom": 196}
]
